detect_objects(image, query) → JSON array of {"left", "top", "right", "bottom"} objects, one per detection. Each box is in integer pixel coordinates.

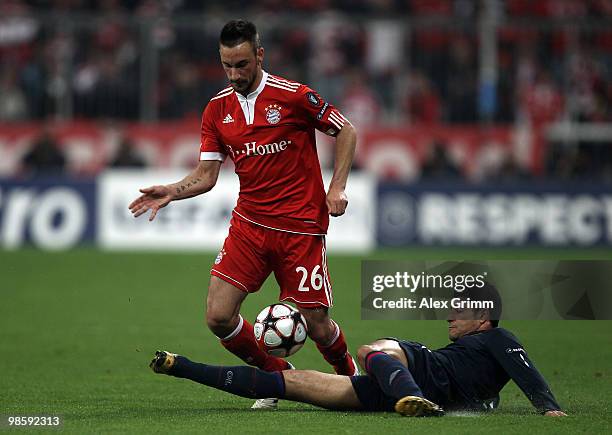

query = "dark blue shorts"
[
  {"left": 349, "top": 375, "right": 397, "bottom": 412},
  {"left": 349, "top": 338, "right": 451, "bottom": 412},
  {"left": 393, "top": 338, "right": 451, "bottom": 406}
]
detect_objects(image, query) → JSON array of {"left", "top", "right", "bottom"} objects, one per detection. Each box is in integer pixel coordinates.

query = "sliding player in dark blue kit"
[{"left": 149, "top": 284, "right": 567, "bottom": 417}]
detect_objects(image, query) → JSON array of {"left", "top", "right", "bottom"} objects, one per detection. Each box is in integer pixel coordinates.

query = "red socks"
[
  {"left": 315, "top": 321, "right": 358, "bottom": 376},
  {"left": 221, "top": 316, "right": 355, "bottom": 375},
  {"left": 220, "top": 315, "right": 290, "bottom": 372}
]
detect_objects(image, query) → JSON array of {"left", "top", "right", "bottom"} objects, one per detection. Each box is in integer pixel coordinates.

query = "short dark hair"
[
  {"left": 219, "top": 20, "right": 261, "bottom": 50},
  {"left": 457, "top": 283, "right": 502, "bottom": 327}
]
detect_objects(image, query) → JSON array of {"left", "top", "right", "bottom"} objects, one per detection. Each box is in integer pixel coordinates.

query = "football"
[{"left": 253, "top": 303, "right": 308, "bottom": 357}]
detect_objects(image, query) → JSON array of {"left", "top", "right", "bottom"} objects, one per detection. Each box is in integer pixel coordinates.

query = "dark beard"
[{"left": 231, "top": 73, "right": 256, "bottom": 95}]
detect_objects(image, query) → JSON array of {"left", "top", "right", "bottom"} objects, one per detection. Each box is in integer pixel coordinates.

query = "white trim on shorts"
[
  {"left": 211, "top": 269, "right": 249, "bottom": 292},
  {"left": 321, "top": 238, "right": 333, "bottom": 306},
  {"left": 233, "top": 210, "right": 326, "bottom": 236},
  {"left": 280, "top": 295, "right": 332, "bottom": 308}
]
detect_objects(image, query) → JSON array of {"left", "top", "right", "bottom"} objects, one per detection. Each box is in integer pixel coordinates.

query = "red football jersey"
[{"left": 199, "top": 71, "right": 349, "bottom": 235}]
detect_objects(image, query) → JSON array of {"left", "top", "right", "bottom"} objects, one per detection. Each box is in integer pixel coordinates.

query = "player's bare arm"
[
  {"left": 128, "top": 160, "right": 222, "bottom": 221},
  {"left": 327, "top": 122, "right": 357, "bottom": 217}
]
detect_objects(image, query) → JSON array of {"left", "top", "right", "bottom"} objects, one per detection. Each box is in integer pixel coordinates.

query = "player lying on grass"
[{"left": 149, "top": 285, "right": 567, "bottom": 417}]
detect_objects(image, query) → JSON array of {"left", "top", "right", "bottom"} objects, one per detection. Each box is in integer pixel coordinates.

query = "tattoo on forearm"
[{"left": 176, "top": 177, "right": 203, "bottom": 196}]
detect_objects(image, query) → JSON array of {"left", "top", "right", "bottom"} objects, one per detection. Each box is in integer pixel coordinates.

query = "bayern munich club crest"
[
  {"left": 215, "top": 248, "right": 226, "bottom": 265},
  {"left": 265, "top": 104, "right": 282, "bottom": 124}
]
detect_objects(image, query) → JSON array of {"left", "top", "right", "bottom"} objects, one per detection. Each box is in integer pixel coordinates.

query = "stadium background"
[{"left": 1, "top": 1, "right": 610, "bottom": 433}]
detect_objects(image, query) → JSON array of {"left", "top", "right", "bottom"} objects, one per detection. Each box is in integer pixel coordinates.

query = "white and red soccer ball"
[{"left": 254, "top": 303, "right": 308, "bottom": 357}]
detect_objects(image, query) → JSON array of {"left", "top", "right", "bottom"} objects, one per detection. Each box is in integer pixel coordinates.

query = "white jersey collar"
[
  {"left": 235, "top": 70, "right": 268, "bottom": 103},
  {"left": 235, "top": 70, "right": 268, "bottom": 125}
]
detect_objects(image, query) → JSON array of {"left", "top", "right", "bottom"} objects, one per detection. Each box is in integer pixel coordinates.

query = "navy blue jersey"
[{"left": 429, "top": 327, "right": 561, "bottom": 412}]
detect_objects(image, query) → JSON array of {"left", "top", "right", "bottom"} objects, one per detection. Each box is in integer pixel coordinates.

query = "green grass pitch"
[{"left": 1, "top": 248, "right": 611, "bottom": 434}]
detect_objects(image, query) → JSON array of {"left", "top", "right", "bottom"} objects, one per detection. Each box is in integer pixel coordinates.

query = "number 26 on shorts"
[{"left": 296, "top": 265, "right": 323, "bottom": 291}]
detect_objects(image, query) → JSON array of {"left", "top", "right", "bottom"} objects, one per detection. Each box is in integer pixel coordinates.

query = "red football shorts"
[{"left": 211, "top": 216, "right": 333, "bottom": 308}]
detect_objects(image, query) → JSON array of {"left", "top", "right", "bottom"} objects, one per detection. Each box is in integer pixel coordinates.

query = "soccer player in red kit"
[{"left": 129, "top": 20, "right": 358, "bottom": 408}]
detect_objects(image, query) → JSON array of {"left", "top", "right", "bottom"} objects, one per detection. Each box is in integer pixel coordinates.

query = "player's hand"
[
  {"left": 128, "top": 185, "right": 173, "bottom": 221},
  {"left": 544, "top": 410, "right": 567, "bottom": 417},
  {"left": 326, "top": 185, "right": 348, "bottom": 217}
]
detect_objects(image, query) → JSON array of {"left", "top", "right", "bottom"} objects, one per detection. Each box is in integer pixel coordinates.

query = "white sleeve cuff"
[{"left": 199, "top": 151, "right": 226, "bottom": 162}]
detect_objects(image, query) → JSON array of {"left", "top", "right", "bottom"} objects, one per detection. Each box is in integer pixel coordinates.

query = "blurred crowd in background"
[{"left": 1, "top": 0, "right": 612, "bottom": 182}]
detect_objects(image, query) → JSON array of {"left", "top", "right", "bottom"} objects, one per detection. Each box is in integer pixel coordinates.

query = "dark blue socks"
[
  {"left": 170, "top": 356, "right": 286, "bottom": 399},
  {"left": 365, "top": 351, "right": 423, "bottom": 400}
]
